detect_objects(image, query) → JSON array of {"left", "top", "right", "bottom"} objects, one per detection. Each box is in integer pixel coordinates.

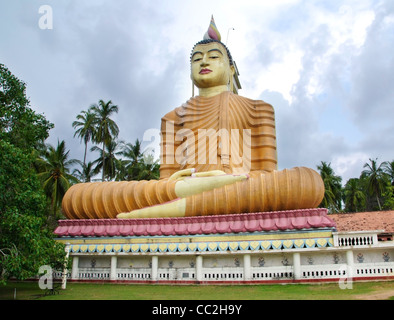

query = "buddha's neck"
[{"left": 198, "top": 85, "right": 229, "bottom": 98}]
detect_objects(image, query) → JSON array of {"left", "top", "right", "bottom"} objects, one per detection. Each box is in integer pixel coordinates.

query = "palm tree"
[
  {"left": 317, "top": 161, "right": 342, "bottom": 213},
  {"left": 382, "top": 160, "right": 394, "bottom": 186},
  {"left": 72, "top": 161, "right": 97, "bottom": 182},
  {"left": 91, "top": 139, "right": 121, "bottom": 181},
  {"left": 137, "top": 154, "right": 160, "bottom": 180},
  {"left": 72, "top": 109, "right": 96, "bottom": 167},
  {"left": 37, "top": 140, "right": 79, "bottom": 218},
  {"left": 90, "top": 100, "right": 119, "bottom": 181},
  {"left": 343, "top": 178, "right": 366, "bottom": 213},
  {"left": 361, "top": 158, "right": 388, "bottom": 211},
  {"left": 120, "top": 139, "right": 144, "bottom": 180}
]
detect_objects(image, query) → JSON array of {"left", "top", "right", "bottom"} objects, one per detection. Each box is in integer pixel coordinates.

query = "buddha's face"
[{"left": 191, "top": 42, "right": 234, "bottom": 89}]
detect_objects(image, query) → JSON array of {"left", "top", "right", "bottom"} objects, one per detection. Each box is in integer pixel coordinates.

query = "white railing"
[
  {"left": 78, "top": 268, "right": 110, "bottom": 280},
  {"left": 157, "top": 268, "right": 196, "bottom": 280},
  {"left": 72, "top": 262, "right": 394, "bottom": 282},
  {"left": 251, "top": 266, "right": 293, "bottom": 280},
  {"left": 202, "top": 267, "right": 244, "bottom": 281},
  {"left": 117, "top": 268, "right": 151, "bottom": 280},
  {"left": 333, "top": 231, "right": 380, "bottom": 247},
  {"left": 300, "top": 264, "right": 348, "bottom": 279},
  {"left": 354, "top": 263, "right": 394, "bottom": 278}
]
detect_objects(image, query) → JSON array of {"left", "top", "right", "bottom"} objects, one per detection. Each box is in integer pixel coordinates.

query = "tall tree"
[
  {"left": 361, "top": 158, "right": 388, "bottom": 211},
  {"left": 91, "top": 139, "right": 121, "bottom": 181},
  {"left": 343, "top": 178, "right": 366, "bottom": 213},
  {"left": 72, "top": 108, "right": 96, "bottom": 167},
  {"left": 382, "top": 160, "right": 394, "bottom": 186},
  {"left": 121, "top": 139, "right": 144, "bottom": 180},
  {"left": 120, "top": 139, "right": 160, "bottom": 180},
  {"left": 0, "top": 64, "right": 65, "bottom": 284},
  {"left": 37, "top": 140, "right": 79, "bottom": 218},
  {"left": 72, "top": 161, "right": 97, "bottom": 183},
  {"left": 0, "top": 63, "right": 53, "bottom": 149},
  {"left": 137, "top": 154, "right": 160, "bottom": 180},
  {"left": 90, "top": 100, "right": 119, "bottom": 181},
  {"left": 317, "top": 161, "right": 342, "bottom": 213}
]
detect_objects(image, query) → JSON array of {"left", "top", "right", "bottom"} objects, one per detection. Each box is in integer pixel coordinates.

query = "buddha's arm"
[
  {"left": 116, "top": 170, "right": 248, "bottom": 218},
  {"left": 174, "top": 171, "right": 248, "bottom": 198},
  {"left": 116, "top": 167, "right": 325, "bottom": 219}
]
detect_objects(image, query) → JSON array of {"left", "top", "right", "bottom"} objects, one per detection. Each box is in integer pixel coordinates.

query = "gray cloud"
[{"left": 1, "top": 0, "right": 393, "bottom": 184}]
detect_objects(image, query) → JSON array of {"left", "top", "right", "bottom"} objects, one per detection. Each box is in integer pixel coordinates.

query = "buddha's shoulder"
[{"left": 230, "top": 93, "right": 275, "bottom": 113}]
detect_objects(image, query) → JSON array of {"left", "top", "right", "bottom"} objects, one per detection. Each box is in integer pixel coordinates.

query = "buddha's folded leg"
[
  {"left": 184, "top": 167, "right": 325, "bottom": 216},
  {"left": 61, "top": 179, "right": 178, "bottom": 219}
]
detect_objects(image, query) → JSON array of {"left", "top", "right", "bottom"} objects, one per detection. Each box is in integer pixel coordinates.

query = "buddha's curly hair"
[{"left": 190, "top": 39, "right": 234, "bottom": 66}]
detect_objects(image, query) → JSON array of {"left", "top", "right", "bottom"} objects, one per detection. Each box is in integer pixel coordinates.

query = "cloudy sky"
[{"left": 1, "top": 0, "right": 393, "bottom": 183}]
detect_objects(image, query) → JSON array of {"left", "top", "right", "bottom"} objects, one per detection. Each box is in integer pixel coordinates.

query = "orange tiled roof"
[{"left": 330, "top": 211, "right": 394, "bottom": 233}]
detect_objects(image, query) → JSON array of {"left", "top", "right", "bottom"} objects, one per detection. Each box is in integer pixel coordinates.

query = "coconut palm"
[
  {"left": 137, "top": 153, "right": 160, "bottom": 180},
  {"left": 382, "top": 160, "right": 394, "bottom": 186},
  {"left": 317, "top": 161, "right": 342, "bottom": 213},
  {"left": 72, "top": 161, "right": 97, "bottom": 182},
  {"left": 72, "top": 109, "right": 96, "bottom": 167},
  {"left": 37, "top": 140, "right": 79, "bottom": 218},
  {"left": 343, "top": 178, "right": 366, "bottom": 213},
  {"left": 90, "top": 100, "right": 119, "bottom": 181},
  {"left": 120, "top": 139, "right": 144, "bottom": 180},
  {"left": 91, "top": 139, "right": 122, "bottom": 181},
  {"left": 361, "top": 158, "right": 388, "bottom": 211}
]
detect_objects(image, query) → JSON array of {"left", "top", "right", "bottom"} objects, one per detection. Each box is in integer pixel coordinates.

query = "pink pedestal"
[{"left": 54, "top": 208, "right": 336, "bottom": 238}]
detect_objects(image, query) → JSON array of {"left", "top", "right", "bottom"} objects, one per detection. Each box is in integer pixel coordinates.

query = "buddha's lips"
[{"left": 199, "top": 68, "right": 212, "bottom": 74}]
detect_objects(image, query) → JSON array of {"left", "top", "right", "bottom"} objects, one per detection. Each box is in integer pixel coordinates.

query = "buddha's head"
[
  {"left": 190, "top": 17, "right": 235, "bottom": 92},
  {"left": 190, "top": 39, "right": 235, "bottom": 90}
]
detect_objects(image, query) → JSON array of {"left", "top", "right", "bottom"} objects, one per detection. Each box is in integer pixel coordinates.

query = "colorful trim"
[{"left": 68, "top": 238, "right": 334, "bottom": 254}]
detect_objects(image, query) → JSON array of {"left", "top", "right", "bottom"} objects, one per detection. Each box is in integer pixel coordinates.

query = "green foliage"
[
  {"left": 72, "top": 102, "right": 160, "bottom": 182},
  {"left": 119, "top": 139, "right": 160, "bottom": 181},
  {"left": 0, "top": 65, "right": 65, "bottom": 284},
  {"left": 72, "top": 109, "right": 96, "bottom": 166},
  {"left": 36, "top": 140, "right": 80, "bottom": 218},
  {"left": 90, "top": 100, "right": 119, "bottom": 181},
  {"left": 318, "top": 158, "right": 394, "bottom": 213},
  {"left": 382, "top": 185, "right": 394, "bottom": 210},
  {"left": 361, "top": 158, "right": 389, "bottom": 211},
  {"left": 317, "top": 161, "right": 342, "bottom": 213},
  {"left": 0, "top": 63, "right": 53, "bottom": 150},
  {"left": 0, "top": 141, "right": 66, "bottom": 283},
  {"left": 343, "top": 178, "right": 366, "bottom": 213}
]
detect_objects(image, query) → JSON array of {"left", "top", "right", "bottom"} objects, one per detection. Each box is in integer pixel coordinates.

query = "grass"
[{"left": 1, "top": 280, "right": 393, "bottom": 300}]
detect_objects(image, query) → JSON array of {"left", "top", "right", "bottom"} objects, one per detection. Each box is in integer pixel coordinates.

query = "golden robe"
[{"left": 62, "top": 92, "right": 324, "bottom": 219}]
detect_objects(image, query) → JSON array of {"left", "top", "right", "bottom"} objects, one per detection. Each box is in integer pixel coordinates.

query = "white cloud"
[{"left": 331, "top": 152, "right": 370, "bottom": 182}]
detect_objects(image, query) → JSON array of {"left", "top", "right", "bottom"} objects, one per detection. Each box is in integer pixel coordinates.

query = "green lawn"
[{"left": 1, "top": 281, "right": 393, "bottom": 300}]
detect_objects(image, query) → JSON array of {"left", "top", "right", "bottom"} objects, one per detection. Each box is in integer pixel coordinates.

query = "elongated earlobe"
[{"left": 192, "top": 82, "right": 195, "bottom": 97}]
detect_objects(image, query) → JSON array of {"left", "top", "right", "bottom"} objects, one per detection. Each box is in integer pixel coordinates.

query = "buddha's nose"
[{"left": 200, "top": 56, "right": 209, "bottom": 66}]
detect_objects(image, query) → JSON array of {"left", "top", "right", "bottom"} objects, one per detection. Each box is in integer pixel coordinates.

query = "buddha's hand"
[
  {"left": 174, "top": 171, "right": 249, "bottom": 198},
  {"left": 117, "top": 198, "right": 187, "bottom": 219},
  {"left": 168, "top": 168, "right": 227, "bottom": 181}
]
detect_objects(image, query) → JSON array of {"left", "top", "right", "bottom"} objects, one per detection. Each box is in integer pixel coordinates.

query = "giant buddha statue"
[{"left": 62, "top": 17, "right": 324, "bottom": 220}]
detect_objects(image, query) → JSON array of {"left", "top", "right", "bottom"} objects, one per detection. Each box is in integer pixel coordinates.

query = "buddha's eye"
[{"left": 193, "top": 58, "right": 202, "bottom": 62}]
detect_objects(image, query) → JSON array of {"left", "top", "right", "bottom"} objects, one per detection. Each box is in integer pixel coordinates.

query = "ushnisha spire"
[{"left": 203, "top": 15, "right": 221, "bottom": 41}]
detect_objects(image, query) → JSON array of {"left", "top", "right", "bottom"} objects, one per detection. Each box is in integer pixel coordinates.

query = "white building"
[{"left": 55, "top": 209, "right": 394, "bottom": 284}]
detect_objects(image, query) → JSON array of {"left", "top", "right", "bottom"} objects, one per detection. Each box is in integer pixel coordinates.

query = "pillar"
[
  {"left": 71, "top": 256, "right": 79, "bottom": 280},
  {"left": 151, "top": 255, "right": 158, "bottom": 281},
  {"left": 61, "top": 243, "right": 71, "bottom": 289},
  {"left": 196, "top": 255, "right": 203, "bottom": 282},
  {"left": 346, "top": 250, "right": 354, "bottom": 279},
  {"left": 243, "top": 254, "right": 251, "bottom": 281},
  {"left": 110, "top": 256, "right": 117, "bottom": 281},
  {"left": 293, "top": 252, "right": 301, "bottom": 280}
]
